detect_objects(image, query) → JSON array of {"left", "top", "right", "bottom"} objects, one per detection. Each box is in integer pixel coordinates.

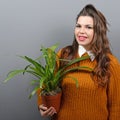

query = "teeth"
[{"left": 78, "top": 36, "right": 86, "bottom": 40}]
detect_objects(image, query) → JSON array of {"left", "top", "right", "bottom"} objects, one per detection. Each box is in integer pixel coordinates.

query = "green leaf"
[
  {"left": 49, "top": 43, "right": 59, "bottom": 51},
  {"left": 65, "top": 76, "right": 79, "bottom": 88},
  {"left": 61, "top": 66, "right": 93, "bottom": 76},
  {"left": 29, "top": 87, "right": 39, "bottom": 99},
  {"left": 21, "top": 56, "right": 45, "bottom": 72},
  {"left": 4, "top": 70, "right": 25, "bottom": 83},
  {"left": 4, "top": 44, "right": 93, "bottom": 98},
  {"left": 30, "top": 79, "right": 39, "bottom": 85}
]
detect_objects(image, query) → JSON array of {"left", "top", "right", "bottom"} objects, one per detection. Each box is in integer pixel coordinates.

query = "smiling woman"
[
  {"left": 75, "top": 16, "right": 94, "bottom": 50},
  {"left": 38, "top": 4, "right": 120, "bottom": 120},
  {"left": 0, "top": 0, "right": 120, "bottom": 120}
]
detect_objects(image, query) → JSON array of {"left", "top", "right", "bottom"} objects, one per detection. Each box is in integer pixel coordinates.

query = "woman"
[{"left": 38, "top": 4, "right": 120, "bottom": 120}]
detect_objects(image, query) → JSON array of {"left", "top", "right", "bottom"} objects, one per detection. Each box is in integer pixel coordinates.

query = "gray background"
[{"left": 0, "top": 0, "right": 120, "bottom": 120}]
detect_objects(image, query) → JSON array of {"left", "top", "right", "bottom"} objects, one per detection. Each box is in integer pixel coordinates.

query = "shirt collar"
[{"left": 78, "top": 45, "right": 95, "bottom": 61}]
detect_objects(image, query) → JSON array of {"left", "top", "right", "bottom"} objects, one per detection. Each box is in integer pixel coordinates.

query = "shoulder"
[
  {"left": 57, "top": 45, "right": 73, "bottom": 58},
  {"left": 108, "top": 54, "right": 120, "bottom": 72},
  {"left": 57, "top": 49, "right": 62, "bottom": 58},
  {"left": 108, "top": 54, "right": 120, "bottom": 66}
]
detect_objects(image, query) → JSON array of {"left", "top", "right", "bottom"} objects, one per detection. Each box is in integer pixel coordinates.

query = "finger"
[
  {"left": 47, "top": 107, "right": 57, "bottom": 116},
  {"left": 50, "top": 107, "right": 57, "bottom": 114},
  {"left": 40, "top": 109, "right": 49, "bottom": 117},
  {"left": 41, "top": 107, "right": 56, "bottom": 116},
  {"left": 39, "top": 104, "right": 48, "bottom": 111},
  {"left": 48, "top": 110, "right": 55, "bottom": 116}
]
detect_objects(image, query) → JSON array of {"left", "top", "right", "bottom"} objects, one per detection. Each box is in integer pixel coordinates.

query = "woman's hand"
[{"left": 38, "top": 104, "right": 57, "bottom": 117}]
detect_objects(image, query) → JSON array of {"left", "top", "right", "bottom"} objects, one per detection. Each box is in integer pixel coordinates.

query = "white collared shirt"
[{"left": 78, "top": 45, "right": 95, "bottom": 61}]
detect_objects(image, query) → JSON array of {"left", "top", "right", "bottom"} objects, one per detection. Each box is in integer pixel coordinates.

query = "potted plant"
[{"left": 4, "top": 44, "right": 92, "bottom": 112}]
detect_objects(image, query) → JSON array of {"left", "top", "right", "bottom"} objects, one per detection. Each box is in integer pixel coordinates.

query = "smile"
[{"left": 78, "top": 36, "right": 87, "bottom": 41}]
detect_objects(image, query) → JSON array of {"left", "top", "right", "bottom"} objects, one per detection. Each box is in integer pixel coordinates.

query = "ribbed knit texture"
[{"left": 37, "top": 53, "right": 120, "bottom": 120}]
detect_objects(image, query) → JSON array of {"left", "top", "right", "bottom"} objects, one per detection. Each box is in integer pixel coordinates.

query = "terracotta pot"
[{"left": 41, "top": 92, "right": 62, "bottom": 113}]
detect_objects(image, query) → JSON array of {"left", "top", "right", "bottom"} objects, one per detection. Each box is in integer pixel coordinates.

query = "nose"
[{"left": 79, "top": 27, "right": 85, "bottom": 33}]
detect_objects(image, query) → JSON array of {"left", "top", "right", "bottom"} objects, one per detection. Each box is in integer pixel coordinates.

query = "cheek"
[
  {"left": 74, "top": 29, "right": 77, "bottom": 35},
  {"left": 74, "top": 29, "right": 79, "bottom": 38},
  {"left": 74, "top": 30, "right": 78, "bottom": 40},
  {"left": 89, "top": 31, "right": 94, "bottom": 40}
]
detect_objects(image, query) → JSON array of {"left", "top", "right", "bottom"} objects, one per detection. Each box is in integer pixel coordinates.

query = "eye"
[
  {"left": 75, "top": 24, "right": 81, "bottom": 28},
  {"left": 86, "top": 25, "right": 93, "bottom": 29}
]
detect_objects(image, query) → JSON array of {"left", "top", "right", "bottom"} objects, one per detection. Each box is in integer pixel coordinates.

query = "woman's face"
[{"left": 74, "top": 16, "right": 94, "bottom": 50}]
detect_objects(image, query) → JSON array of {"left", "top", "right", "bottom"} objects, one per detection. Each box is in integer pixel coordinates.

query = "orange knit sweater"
[{"left": 37, "top": 53, "right": 120, "bottom": 120}]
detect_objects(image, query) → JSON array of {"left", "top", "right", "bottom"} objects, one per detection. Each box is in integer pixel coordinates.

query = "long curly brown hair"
[{"left": 60, "top": 4, "right": 112, "bottom": 87}]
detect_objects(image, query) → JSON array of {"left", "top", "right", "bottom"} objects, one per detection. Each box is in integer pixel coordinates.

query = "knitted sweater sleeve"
[{"left": 107, "top": 56, "right": 120, "bottom": 120}]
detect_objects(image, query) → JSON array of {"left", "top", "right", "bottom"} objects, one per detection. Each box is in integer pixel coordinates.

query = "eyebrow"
[
  {"left": 76, "top": 23, "right": 93, "bottom": 26},
  {"left": 76, "top": 23, "right": 94, "bottom": 28}
]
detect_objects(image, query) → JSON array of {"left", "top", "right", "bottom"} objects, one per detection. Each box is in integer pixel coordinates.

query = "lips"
[{"left": 78, "top": 36, "right": 87, "bottom": 41}]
